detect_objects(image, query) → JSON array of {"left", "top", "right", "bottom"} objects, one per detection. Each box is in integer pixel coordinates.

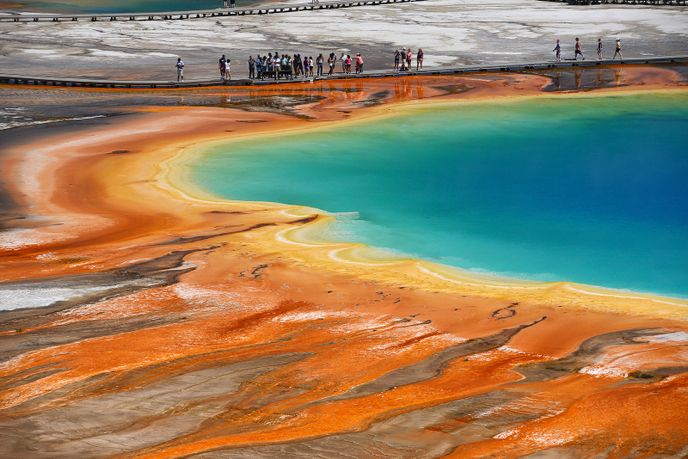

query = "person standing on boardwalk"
[
  {"left": 406, "top": 48, "right": 413, "bottom": 70},
  {"left": 248, "top": 55, "right": 256, "bottom": 79},
  {"left": 416, "top": 48, "right": 424, "bottom": 70},
  {"left": 256, "top": 55, "right": 263, "bottom": 79},
  {"left": 574, "top": 37, "right": 585, "bottom": 60},
  {"left": 292, "top": 54, "right": 300, "bottom": 77},
  {"left": 225, "top": 56, "right": 231, "bottom": 80},
  {"left": 399, "top": 48, "right": 407, "bottom": 71},
  {"left": 327, "top": 53, "right": 335, "bottom": 75},
  {"left": 218, "top": 54, "right": 227, "bottom": 81},
  {"left": 553, "top": 39, "right": 561, "bottom": 62},
  {"left": 613, "top": 39, "right": 623, "bottom": 59},
  {"left": 355, "top": 53, "right": 364, "bottom": 74},
  {"left": 175, "top": 58, "right": 184, "bottom": 82},
  {"left": 394, "top": 50, "right": 400, "bottom": 71},
  {"left": 316, "top": 54, "right": 324, "bottom": 76},
  {"left": 597, "top": 38, "right": 603, "bottom": 60},
  {"left": 299, "top": 54, "right": 305, "bottom": 77}
]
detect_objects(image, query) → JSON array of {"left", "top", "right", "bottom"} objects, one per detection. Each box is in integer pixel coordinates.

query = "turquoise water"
[
  {"left": 191, "top": 93, "right": 688, "bottom": 298},
  {"left": 9, "top": 0, "right": 239, "bottom": 13}
]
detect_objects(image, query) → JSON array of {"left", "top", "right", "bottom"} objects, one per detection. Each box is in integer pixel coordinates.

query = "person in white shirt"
[{"left": 175, "top": 58, "right": 184, "bottom": 82}]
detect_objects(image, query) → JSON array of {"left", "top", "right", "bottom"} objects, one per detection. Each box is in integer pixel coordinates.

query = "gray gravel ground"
[{"left": 0, "top": 0, "right": 686, "bottom": 80}]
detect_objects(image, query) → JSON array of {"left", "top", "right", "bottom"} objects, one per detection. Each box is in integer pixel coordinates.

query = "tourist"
[
  {"left": 416, "top": 48, "right": 424, "bottom": 70},
  {"left": 219, "top": 54, "right": 227, "bottom": 81},
  {"left": 175, "top": 57, "right": 184, "bottom": 82},
  {"left": 400, "top": 48, "right": 407, "bottom": 71},
  {"left": 344, "top": 54, "right": 351, "bottom": 73},
  {"left": 248, "top": 55, "right": 256, "bottom": 79},
  {"left": 266, "top": 53, "right": 273, "bottom": 79},
  {"left": 553, "top": 39, "right": 561, "bottom": 62},
  {"left": 225, "top": 56, "right": 231, "bottom": 80},
  {"left": 316, "top": 54, "right": 324, "bottom": 76},
  {"left": 574, "top": 37, "right": 584, "bottom": 60},
  {"left": 272, "top": 52, "right": 282, "bottom": 80},
  {"left": 340, "top": 53, "right": 346, "bottom": 73},
  {"left": 327, "top": 53, "right": 335, "bottom": 75},
  {"left": 597, "top": 38, "right": 603, "bottom": 60},
  {"left": 613, "top": 38, "right": 623, "bottom": 60},
  {"left": 394, "top": 49, "right": 400, "bottom": 71},
  {"left": 281, "top": 54, "right": 289, "bottom": 79},
  {"left": 256, "top": 54, "right": 263, "bottom": 79},
  {"left": 355, "top": 53, "right": 364, "bottom": 74},
  {"left": 406, "top": 48, "right": 413, "bottom": 70},
  {"left": 299, "top": 54, "right": 305, "bottom": 77},
  {"left": 292, "top": 54, "right": 300, "bottom": 77}
]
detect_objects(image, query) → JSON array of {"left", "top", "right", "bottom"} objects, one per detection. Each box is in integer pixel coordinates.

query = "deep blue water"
[{"left": 190, "top": 93, "right": 688, "bottom": 297}]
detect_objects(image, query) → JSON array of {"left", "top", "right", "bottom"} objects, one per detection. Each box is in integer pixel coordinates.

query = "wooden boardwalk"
[
  {"left": 0, "top": 0, "right": 424, "bottom": 23},
  {"left": 539, "top": 0, "right": 687, "bottom": 5},
  {"left": 1, "top": 56, "right": 686, "bottom": 89}
]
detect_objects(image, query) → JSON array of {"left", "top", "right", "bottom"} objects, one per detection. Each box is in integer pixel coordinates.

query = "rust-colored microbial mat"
[{"left": 0, "top": 68, "right": 687, "bottom": 458}]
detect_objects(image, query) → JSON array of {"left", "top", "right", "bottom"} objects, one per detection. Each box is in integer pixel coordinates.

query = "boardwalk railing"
[
  {"left": 0, "top": 0, "right": 424, "bottom": 23},
  {"left": 0, "top": 56, "right": 686, "bottom": 89},
  {"left": 539, "top": 0, "right": 687, "bottom": 5}
]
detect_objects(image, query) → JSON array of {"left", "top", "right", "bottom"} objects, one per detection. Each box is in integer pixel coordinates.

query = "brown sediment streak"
[{"left": 0, "top": 67, "right": 687, "bottom": 458}]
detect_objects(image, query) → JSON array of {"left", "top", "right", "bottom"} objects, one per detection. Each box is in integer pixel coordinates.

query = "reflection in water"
[{"left": 539, "top": 67, "right": 630, "bottom": 92}]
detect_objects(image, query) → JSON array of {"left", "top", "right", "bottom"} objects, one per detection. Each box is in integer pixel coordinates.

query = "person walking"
[
  {"left": 597, "top": 38, "right": 603, "bottom": 60},
  {"left": 613, "top": 38, "right": 623, "bottom": 60},
  {"left": 316, "top": 54, "right": 324, "bottom": 76},
  {"left": 355, "top": 53, "right": 364, "bottom": 74},
  {"left": 175, "top": 57, "right": 184, "bottom": 81},
  {"left": 553, "top": 39, "right": 561, "bottom": 62},
  {"left": 299, "top": 54, "right": 305, "bottom": 77},
  {"left": 394, "top": 50, "right": 400, "bottom": 71},
  {"left": 218, "top": 54, "right": 227, "bottom": 81},
  {"left": 416, "top": 48, "right": 424, "bottom": 70},
  {"left": 248, "top": 55, "right": 256, "bottom": 79},
  {"left": 574, "top": 37, "right": 584, "bottom": 61}
]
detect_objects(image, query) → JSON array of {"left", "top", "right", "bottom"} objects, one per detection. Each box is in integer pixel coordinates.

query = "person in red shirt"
[{"left": 355, "top": 53, "right": 364, "bottom": 74}]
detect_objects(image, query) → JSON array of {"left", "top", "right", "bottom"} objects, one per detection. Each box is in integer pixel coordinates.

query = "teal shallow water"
[{"left": 190, "top": 92, "right": 688, "bottom": 298}]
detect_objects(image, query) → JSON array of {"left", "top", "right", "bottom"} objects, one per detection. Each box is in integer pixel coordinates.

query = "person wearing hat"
[{"left": 613, "top": 39, "right": 623, "bottom": 60}]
